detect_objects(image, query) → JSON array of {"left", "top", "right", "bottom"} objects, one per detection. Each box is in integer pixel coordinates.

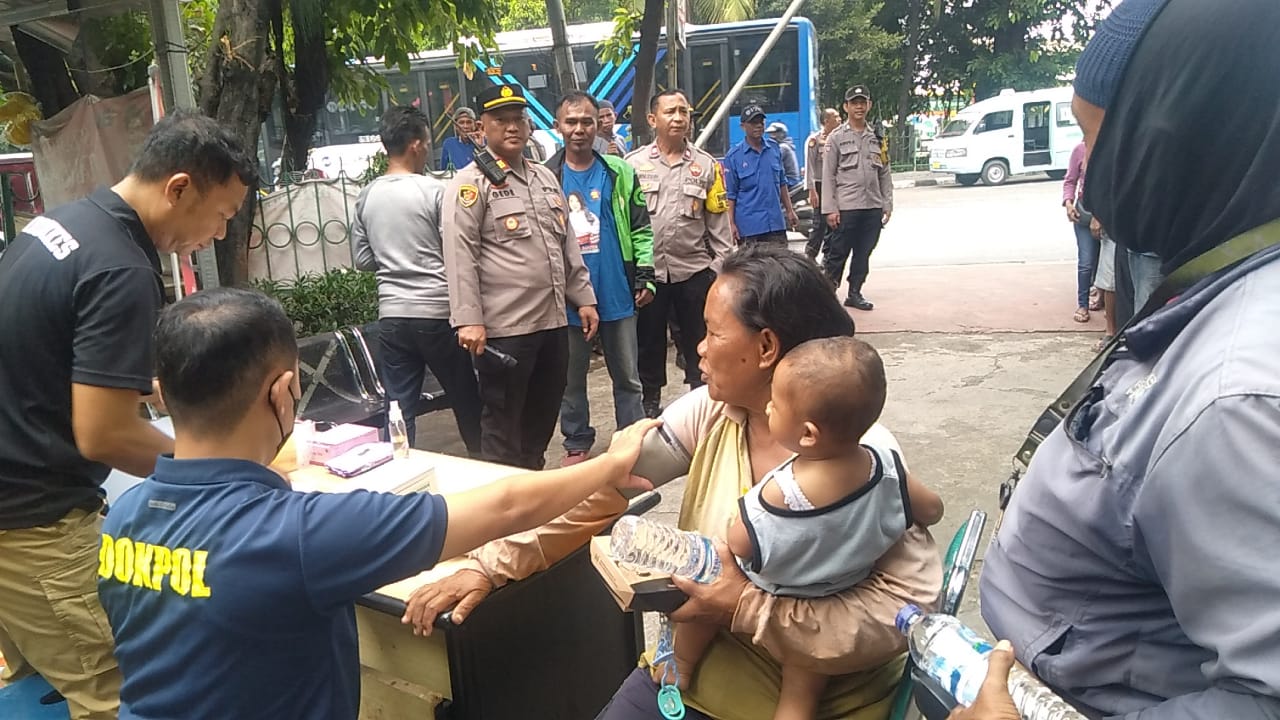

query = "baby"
[{"left": 669, "top": 336, "right": 944, "bottom": 720}]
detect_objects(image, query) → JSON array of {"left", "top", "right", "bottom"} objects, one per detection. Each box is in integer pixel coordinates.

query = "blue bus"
[{"left": 263, "top": 18, "right": 820, "bottom": 173}]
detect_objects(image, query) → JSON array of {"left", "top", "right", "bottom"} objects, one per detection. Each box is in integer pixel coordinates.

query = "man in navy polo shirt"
[
  {"left": 0, "top": 111, "right": 254, "bottom": 719},
  {"left": 723, "top": 104, "right": 798, "bottom": 245},
  {"left": 97, "top": 288, "right": 657, "bottom": 720}
]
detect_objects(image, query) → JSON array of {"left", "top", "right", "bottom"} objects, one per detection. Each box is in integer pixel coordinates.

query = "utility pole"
[
  {"left": 547, "top": 0, "right": 579, "bottom": 93},
  {"left": 665, "top": 0, "right": 684, "bottom": 90}
]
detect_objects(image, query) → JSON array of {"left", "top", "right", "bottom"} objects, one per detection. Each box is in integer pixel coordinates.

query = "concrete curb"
[{"left": 893, "top": 176, "right": 948, "bottom": 189}]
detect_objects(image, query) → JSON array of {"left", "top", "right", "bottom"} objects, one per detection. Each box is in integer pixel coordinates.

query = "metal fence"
[
  {"left": 248, "top": 169, "right": 459, "bottom": 284},
  {"left": 248, "top": 173, "right": 366, "bottom": 283},
  {"left": 884, "top": 127, "right": 935, "bottom": 174}
]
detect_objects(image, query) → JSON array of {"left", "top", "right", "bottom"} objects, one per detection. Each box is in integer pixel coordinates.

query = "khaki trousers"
[{"left": 0, "top": 508, "right": 121, "bottom": 719}]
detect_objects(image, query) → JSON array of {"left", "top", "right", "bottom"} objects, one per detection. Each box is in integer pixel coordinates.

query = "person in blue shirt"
[
  {"left": 439, "top": 107, "right": 480, "bottom": 171},
  {"left": 723, "top": 105, "right": 798, "bottom": 245},
  {"left": 96, "top": 287, "right": 658, "bottom": 720},
  {"left": 545, "top": 91, "right": 655, "bottom": 466}
]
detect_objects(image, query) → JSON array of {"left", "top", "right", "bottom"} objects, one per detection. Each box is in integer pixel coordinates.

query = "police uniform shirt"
[
  {"left": 805, "top": 130, "right": 826, "bottom": 192},
  {"left": 0, "top": 187, "right": 163, "bottom": 530},
  {"left": 625, "top": 142, "right": 734, "bottom": 283},
  {"left": 820, "top": 123, "right": 894, "bottom": 214},
  {"left": 442, "top": 151, "right": 596, "bottom": 338},
  {"left": 98, "top": 456, "right": 449, "bottom": 719}
]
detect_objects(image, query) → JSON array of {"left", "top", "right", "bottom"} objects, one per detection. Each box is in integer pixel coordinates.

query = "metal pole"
[
  {"left": 1, "top": 174, "right": 14, "bottom": 253},
  {"left": 547, "top": 0, "right": 579, "bottom": 92},
  {"left": 149, "top": 0, "right": 220, "bottom": 288},
  {"left": 694, "top": 0, "right": 808, "bottom": 149},
  {"left": 665, "top": 0, "right": 679, "bottom": 90}
]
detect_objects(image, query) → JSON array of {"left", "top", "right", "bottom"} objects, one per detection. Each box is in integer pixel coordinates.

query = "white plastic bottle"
[
  {"left": 609, "top": 516, "right": 721, "bottom": 583},
  {"left": 896, "top": 604, "right": 1085, "bottom": 720},
  {"left": 387, "top": 401, "right": 410, "bottom": 459}
]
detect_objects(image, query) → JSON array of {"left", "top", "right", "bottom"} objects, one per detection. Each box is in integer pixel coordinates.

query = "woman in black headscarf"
[{"left": 954, "top": 0, "right": 1280, "bottom": 718}]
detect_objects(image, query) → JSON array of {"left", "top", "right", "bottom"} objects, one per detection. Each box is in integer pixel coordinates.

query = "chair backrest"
[
  {"left": 296, "top": 331, "right": 382, "bottom": 424},
  {"left": 339, "top": 325, "right": 385, "bottom": 399},
  {"left": 352, "top": 322, "right": 448, "bottom": 408}
]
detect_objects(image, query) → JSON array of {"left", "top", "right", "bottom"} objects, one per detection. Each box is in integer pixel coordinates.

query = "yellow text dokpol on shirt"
[{"left": 99, "top": 533, "right": 211, "bottom": 598}]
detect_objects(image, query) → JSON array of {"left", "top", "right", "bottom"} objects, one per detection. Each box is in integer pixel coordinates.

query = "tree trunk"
[
  {"left": 631, "top": 0, "right": 665, "bottom": 146},
  {"left": 895, "top": 0, "right": 921, "bottom": 124},
  {"left": 976, "top": 20, "right": 1027, "bottom": 100},
  {"left": 12, "top": 28, "right": 80, "bottom": 116},
  {"left": 279, "top": 0, "right": 328, "bottom": 174},
  {"left": 200, "top": 0, "right": 273, "bottom": 286}
]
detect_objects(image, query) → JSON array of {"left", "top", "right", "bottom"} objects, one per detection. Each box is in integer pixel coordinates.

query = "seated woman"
[{"left": 404, "top": 244, "right": 942, "bottom": 720}]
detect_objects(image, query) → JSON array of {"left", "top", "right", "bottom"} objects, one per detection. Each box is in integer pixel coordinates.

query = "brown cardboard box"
[{"left": 589, "top": 536, "right": 687, "bottom": 614}]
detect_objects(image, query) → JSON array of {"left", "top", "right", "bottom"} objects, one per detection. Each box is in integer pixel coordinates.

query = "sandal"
[
  {"left": 1088, "top": 287, "right": 1103, "bottom": 311},
  {"left": 1073, "top": 307, "right": 1090, "bottom": 323}
]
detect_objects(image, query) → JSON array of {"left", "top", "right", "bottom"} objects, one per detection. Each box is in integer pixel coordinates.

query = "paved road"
[{"left": 872, "top": 176, "right": 1073, "bottom": 269}]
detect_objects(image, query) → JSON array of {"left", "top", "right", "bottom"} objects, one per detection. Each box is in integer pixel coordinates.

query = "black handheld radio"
[{"left": 472, "top": 149, "right": 508, "bottom": 186}]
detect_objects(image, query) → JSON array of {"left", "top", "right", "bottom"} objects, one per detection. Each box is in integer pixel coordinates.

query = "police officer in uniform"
[
  {"left": 443, "top": 83, "right": 599, "bottom": 470},
  {"left": 624, "top": 89, "right": 734, "bottom": 417},
  {"left": 804, "top": 107, "right": 841, "bottom": 260},
  {"left": 822, "top": 85, "right": 893, "bottom": 311}
]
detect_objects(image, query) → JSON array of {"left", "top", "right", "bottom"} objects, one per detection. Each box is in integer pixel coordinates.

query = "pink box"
[{"left": 309, "top": 424, "right": 380, "bottom": 465}]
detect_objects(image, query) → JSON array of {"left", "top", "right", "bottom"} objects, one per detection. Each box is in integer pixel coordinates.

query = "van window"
[
  {"left": 974, "top": 111, "right": 1013, "bottom": 134},
  {"left": 1056, "top": 102, "right": 1077, "bottom": 127},
  {"left": 938, "top": 118, "right": 971, "bottom": 138}
]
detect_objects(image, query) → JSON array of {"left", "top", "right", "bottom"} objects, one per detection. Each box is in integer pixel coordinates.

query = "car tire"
[
  {"left": 1045, "top": 169, "right": 1067, "bottom": 181},
  {"left": 955, "top": 174, "right": 980, "bottom": 187},
  {"left": 981, "top": 160, "right": 1009, "bottom": 186}
]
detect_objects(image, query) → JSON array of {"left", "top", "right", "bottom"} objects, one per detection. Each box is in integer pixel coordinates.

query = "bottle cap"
[
  {"left": 389, "top": 401, "right": 403, "bottom": 421},
  {"left": 895, "top": 604, "right": 923, "bottom": 635}
]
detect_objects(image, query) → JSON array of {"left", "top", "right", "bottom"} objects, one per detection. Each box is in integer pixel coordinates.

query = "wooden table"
[{"left": 281, "top": 449, "right": 645, "bottom": 720}]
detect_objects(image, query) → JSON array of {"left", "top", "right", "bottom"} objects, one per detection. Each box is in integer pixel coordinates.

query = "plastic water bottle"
[
  {"left": 609, "top": 516, "right": 721, "bottom": 583},
  {"left": 387, "top": 401, "right": 410, "bottom": 459},
  {"left": 896, "top": 605, "right": 1086, "bottom": 720}
]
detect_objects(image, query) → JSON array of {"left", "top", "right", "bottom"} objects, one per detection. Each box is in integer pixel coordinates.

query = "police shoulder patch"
[{"left": 458, "top": 184, "right": 479, "bottom": 208}]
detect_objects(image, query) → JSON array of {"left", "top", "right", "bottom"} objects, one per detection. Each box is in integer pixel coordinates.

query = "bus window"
[
  {"left": 483, "top": 50, "right": 560, "bottom": 130},
  {"left": 729, "top": 30, "right": 798, "bottom": 115},
  {"left": 690, "top": 41, "right": 729, "bottom": 156},
  {"left": 318, "top": 97, "right": 381, "bottom": 145},
  {"left": 386, "top": 72, "right": 424, "bottom": 108},
  {"left": 423, "top": 69, "right": 465, "bottom": 169}
]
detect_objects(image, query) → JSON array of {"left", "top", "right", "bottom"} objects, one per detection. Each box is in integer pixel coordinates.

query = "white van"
[{"left": 929, "top": 87, "right": 1082, "bottom": 186}]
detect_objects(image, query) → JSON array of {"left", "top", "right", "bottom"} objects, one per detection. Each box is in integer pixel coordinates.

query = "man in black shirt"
[{"left": 0, "top": 110, "right": 255, "bottom": 719}]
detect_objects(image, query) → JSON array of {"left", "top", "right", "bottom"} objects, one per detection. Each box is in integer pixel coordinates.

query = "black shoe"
[
  {"left": 642, "top": 389, "right": 662, "bottom": 419},
  {"left": 844, "top": 293, "right": 874, "bottom": 311}
]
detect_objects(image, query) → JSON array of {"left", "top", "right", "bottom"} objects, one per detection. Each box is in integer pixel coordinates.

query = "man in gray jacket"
[{"left": 352, "top": 106, "right": 482, "bottom": 454}]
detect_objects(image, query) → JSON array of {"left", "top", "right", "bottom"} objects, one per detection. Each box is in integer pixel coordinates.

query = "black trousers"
[
  {"left": 805, "top": 182, "right": 830, "bottom": 258},
  {"left": 476, "top": 327, "right": 569, "bottom": 470},
  {"left": 823, "top": 208, "right": 883, "bottom": 294},
  {"left": 378, "top": 317, "right": 482, "bottom": 455},
  {"left": 637, "top": 268, "right": 714, "bottom": 394},
  {"left": 739, "top": 230, "right": 788, "bottom": 245}
]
